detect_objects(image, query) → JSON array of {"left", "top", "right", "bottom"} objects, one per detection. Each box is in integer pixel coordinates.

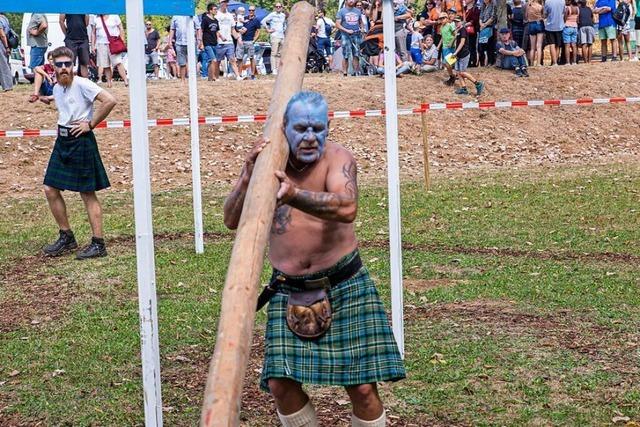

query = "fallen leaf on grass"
[
  {"left": 8, "top": 370, "right": 20, "bottom": 377},
  {"left": 52, "top": 369, "right": 65, "bottom": 377},
  {"left": 612, "top": 416, "right": 630, "bottom": 424}
]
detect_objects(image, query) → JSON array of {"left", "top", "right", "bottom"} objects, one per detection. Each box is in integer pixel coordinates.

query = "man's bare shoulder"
[{"left": 325, "top": 142, "right": 356, "bottom": 163}]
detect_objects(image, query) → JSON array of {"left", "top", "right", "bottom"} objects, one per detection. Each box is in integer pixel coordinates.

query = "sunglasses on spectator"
[
  {"left": 54, "top": 61, "right": 73, "bottom": 69},
  {"left": 249, "top": 8, "right": 255, "bottom": 11},
  {"left": 276, "top": 4, "right": 282, "bottom": 7}
]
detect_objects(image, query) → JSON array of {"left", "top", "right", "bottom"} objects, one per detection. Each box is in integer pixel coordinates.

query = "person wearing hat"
[
  {"left": 496, "top": 27, "right": 529, "bottom": 76},
  {"left": 451, "top": 15, "right": 484, "bottom": 95},
  {"left": 410, "top": 21, "right": 425, "bottom": 64}
]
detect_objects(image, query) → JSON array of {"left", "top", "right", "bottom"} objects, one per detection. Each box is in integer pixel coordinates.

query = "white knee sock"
[
  {"left": 277, "top": 401, "right": 319, "bottom": 427},
  {"left": 351, "top": 411, "right": 386, "bottom": 427}
]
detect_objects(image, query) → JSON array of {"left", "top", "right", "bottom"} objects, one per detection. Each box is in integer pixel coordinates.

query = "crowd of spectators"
[{"left": 2, "top": 0, "right": 640, "bottom": 96}]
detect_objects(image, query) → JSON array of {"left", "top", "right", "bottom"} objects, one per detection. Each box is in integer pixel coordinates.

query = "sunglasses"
[{"left": 54, "top": 61, "right": 73, "bottom": 68}]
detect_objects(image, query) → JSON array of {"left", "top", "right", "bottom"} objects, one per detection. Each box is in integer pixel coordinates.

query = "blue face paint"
[{"left": 284, "top": 101, "right": 329, "bottom": 164}]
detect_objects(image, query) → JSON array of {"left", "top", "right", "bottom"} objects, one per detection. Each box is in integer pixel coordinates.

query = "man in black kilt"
[{"left": 37, "top": 46, "right": 117, "bottom": 260}]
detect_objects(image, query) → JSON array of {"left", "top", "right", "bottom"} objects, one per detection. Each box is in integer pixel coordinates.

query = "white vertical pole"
[
  {"left": 125, "top": 0, "right": 164, "bottom": 425},
  {"left": 187, "top": 16, "right": 204, "bottom": 254},
  {"left": 382, "top": 0, "right": 404, "bottom": 358}
]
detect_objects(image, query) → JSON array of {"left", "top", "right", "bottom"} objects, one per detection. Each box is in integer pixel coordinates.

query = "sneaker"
[
  {"left": 475, "top": 81, "right": 485, "bottom": 96},
  {"left": 76, "top": 237, "right": 107, "bottom": 260},
  {"left": 521, "top": 67, "right": 530, "bottom": 77},
  {"left": 444, "top": 76, "right": 456, "bottom": 86},
  {"left": 611, "top": 56, "right": 619, "bottom": 61},
  {"left": 631, "top": 57, "right": 640, "bottom": 62},
  {"left": 454, "top": 87, "right": 469, "bottom": 95},
  {"left": 515, "top": 67, "right": 523, "bottom": 77},
  {"left": 601, "top": 56, "right": 607, "bottom": 62},
  {"left": 236, "top": 75, "right": 245, "bottom": 81},
  {"left": 43, "top": 230, "right": 78, "bottom": 257}
]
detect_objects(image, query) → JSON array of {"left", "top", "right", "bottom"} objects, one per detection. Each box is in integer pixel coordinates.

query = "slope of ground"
[{"left": 1, "top": 62, "right": 639, "bottom": 197}]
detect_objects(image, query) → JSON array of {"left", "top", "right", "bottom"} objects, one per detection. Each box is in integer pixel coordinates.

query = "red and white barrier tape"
[{"left": 2, "top": 96, "right": 638, "bottom": 138}]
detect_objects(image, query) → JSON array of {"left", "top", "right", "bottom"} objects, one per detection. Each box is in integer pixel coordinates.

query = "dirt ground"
[{"left": 1, "top": 62, "right": 640, "bottom": 198}]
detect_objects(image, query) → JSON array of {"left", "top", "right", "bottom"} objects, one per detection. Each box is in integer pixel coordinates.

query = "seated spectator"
[
  {"left": 496, "top": 28, "right": 529, "bottom": 76},
  {"left": 28, "top": 52, "right": 56, "bottom": 103},
  {"left": 421, "top": 33, "right": 439, "bottom": 71},
  {"left": 375, "top": 51, "right": 412, "bottom": 76}
]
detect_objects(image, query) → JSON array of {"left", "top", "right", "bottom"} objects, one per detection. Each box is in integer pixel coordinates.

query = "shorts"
[
  {"left": 176, "top": 44, "right": 188, "bottom": 66},
  {"left": 64, "top": 39, "right": 90, "bottom": 66},
  {"left": 528, "top": 20, "right": 545, "bottom": 35},
  {"left": 202, "top": 45, "right": 217, "bottom": 63},
  {"left": 236, "top": 41, "right": 255, "bottom": 60},
  {"left": 410, "top": 47, "right": 423, "bottom": 64},
  {"left": 455, "top": 54, "right": 470, "bottom": 72},
  {"left": 578, "top": 26, "right": 595, "bottom": 45},
  {"left": 39, "top": 78, "right": 55, "bottom": 96},
  {"left": 442, "top": 47, "right": 455, "bottom": 62},
  {"left": 216, "top": 43, "right": 235, "bottom": 61},
  {"left": 545, "top": 30, "right": 563, "bottom": 46},
  {"left": 341, "top": 32, "right": 363, "bottom": 60},
  {"left": 562, "top": 26, "right": 578, "bottom": 43},
  {"left": 317, "top": 36, "right": 332, "bottom": 57},
  {"left": 145, "top": 51, "right": 159, "bottom": 65},
  {"left": 29, "top": 46, "right": 47, "bottom": 69},
  {"left": 96, "top": 43, "right": 124, "bottom": 67},
  {"left": 620, "top": 18, "right": 633, "bottom": 34},
  {"left": 598, "top": 25, "right": 617, "bottom": 40},
  {"left": 635, "top": 16, "right": 640, "bottom": 30}
]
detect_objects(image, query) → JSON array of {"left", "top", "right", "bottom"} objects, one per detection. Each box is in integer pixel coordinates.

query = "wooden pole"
[
  {"left": 420, "top": 108, "right": 431, "bottom": 190},
  {"left": 200, "top": 3, "right": 315, "bottom": 426}
]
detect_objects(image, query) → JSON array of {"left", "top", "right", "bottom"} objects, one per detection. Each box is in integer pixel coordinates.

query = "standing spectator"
[
  {"left": 577, "top": 0, "right": 595, "bottom": 62},
  {"left": 0, "top": 12, "right": 13, "bottom": 91},
  {"left": 594, "top": 0, "right": 618, "bottom": 61},
  {"left": 215, "top": 0, "right": 242, "bottom": 80},
  {"left": 38, "top": 46, "right": 117, "bottom": 260},
  {"left": 316, "top": 9, "right": 335, "bottom": 69},
  {"left": 162, "top": 25, "right": 179, "bottom": 78},
  {"left": 91, "top": 14, "right": 129, "bottom": 87},
  {"left": 509, "top": 0, "right": 526, "bottom": 47},
  {"left": 634, "top": 0, "right": 640, "bottom": 60},
  {"left": 526, "top": 0, "right": 545, "bottom": 65},
  {"left": 236, "top": 5, "right": 261, "bottom": 79},
  {"left": 465, "top": 0, "right": 481, "bottom": 66},
  {"left": 145, "top": 21, "right": 161, "bottom": 79},
  {"left": 28, "top": 52, "right": 56, "bottom": 102},
  {"left": 60, "top": 14, "right": 90, "bottom": 78},
  {"left": 336, "top": 0, "right": 364, "bottom": 76},
  {"left": 418, "top": 2, "right": 437, "bottom": 37},
  {"left": 430, "top": 0, "right": 445, "bottom": 47},
  {"left": 261, "top": 2, "right": 287, "bottom": 75},
  {"left": 409, "top": 21, "right": 424, "bottom": 64},
  {"left": 478, "top": 0, "right": 496, "bottom": 66},
  {"left": 169, "top": 15, "right": 202, "bottom": 81},
  {"left": 452, "top": 16, "right": 484, "bottom": 95},
  {"left": 495, "top": 27, "right": 529, "bottom": 75},
  {"left": 200, "top": 3, "right": 219, "bottom": 81},
  {"left": 441, "top": 9, "right": 457, "bottom": 85},
  {"left": 393, "top": 0, "right": 412, "bottom": 62},
  {"left": 357, "top": 1, "right": 371, "bottom": 33},
  {"left": 27, "top": 14, "right": 48, "bottom": 69},
  {"left": 616, "top": 0, "right": 635, "bottom": 61},
  {"left": 563, "top": 0, "right": 579, "bottom": 65},
  {"left": 421, "top": 33, "right": 439, "bottom": 71},
  {"left": 544, "top": 0, "right": 565, "bottom": 65}
]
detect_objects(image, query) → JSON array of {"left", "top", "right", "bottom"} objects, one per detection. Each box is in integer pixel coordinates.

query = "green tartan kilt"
[
  {"left": 43, "top": 131, "right": 110, "bottom": 192},
  {"left": 260, "top": 255, "right": 406, "bottom": 392}
]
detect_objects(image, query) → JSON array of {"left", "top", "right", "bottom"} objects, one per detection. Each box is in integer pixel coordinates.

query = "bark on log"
[{"left": 200, "top": 2, "right": 315, "bottom": 426}]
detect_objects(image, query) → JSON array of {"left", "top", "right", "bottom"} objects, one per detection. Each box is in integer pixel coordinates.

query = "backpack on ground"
[{"left": 612, "top": 2, "right": 629, "bottom": 27}]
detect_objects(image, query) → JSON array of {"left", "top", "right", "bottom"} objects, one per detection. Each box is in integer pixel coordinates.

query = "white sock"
[
  {"left": 351, "top": 411, "right": 386, "bottom": 427},
  {"left": 277, "top": 401, "right": 319, "bottom": 427}
]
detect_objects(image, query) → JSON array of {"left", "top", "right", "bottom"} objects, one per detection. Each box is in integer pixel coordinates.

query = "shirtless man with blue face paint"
[{"left": 223, "top": 91, "right": 405, "bottom": 427}]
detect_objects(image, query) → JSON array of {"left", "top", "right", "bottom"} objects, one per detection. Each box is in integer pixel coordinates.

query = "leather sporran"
[{"left": 286, "top": 288, "right": 332, "bottom": 339}]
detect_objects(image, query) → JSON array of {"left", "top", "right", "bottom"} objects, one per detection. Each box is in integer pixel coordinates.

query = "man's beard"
[{"left": 56, "top": 70, "right": 73, "bottom": 87}]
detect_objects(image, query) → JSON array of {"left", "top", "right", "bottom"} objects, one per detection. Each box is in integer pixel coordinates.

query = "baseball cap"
[
  {"left": 413, "top": 21, "right": 421, "bottom": 29},
  {"left": 498, "top": 27, "right": 510, "bottom": 33},
  {"left": 438, "top": 12, "right": 448, "bottom": 19},
  {"left": 447, "top": 7, "right": 457, "bottom": 13}
]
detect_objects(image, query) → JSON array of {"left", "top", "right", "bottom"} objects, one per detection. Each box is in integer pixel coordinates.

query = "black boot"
[
  {"left": 43, "top": 229, "right": 78, "bottom": 257},
  {"left": 444, "top": 75, "right": 456, "bottom": 86},
  {"left": 76, "top": 237, "right": 107, "bottom": 260}
]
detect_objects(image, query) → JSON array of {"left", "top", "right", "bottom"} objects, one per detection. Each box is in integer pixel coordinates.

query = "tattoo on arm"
[
  {"left": 342, "top": 160, "right": 358, "bottom": 198},
  {"left": 271, "top": 205, "right": 292, "bottom": 234}
]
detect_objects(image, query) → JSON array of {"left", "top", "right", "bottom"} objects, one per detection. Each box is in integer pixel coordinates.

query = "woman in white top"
[{"left": 91, "top": 14, "right": 129, "bottom": 87}]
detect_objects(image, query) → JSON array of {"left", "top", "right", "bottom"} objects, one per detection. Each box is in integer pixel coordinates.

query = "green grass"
[{"left": 1, "top": 164, "right": 639, "bottom": 425}]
